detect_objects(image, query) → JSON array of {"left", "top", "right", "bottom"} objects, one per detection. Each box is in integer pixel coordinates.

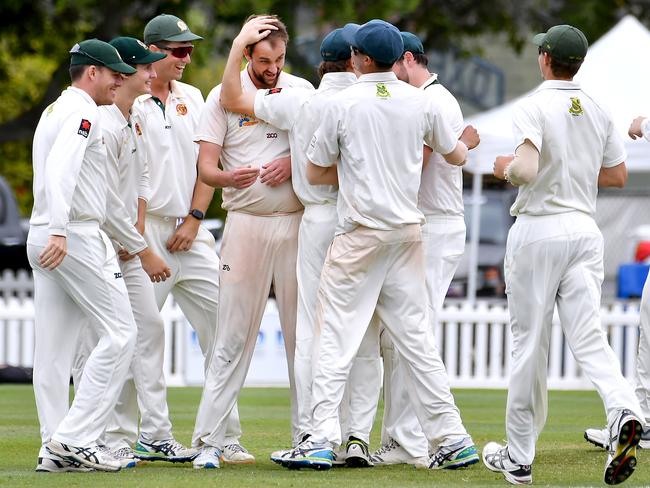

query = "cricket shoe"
[
  {"left": 371, "top": 438, "right": 427, "bottom": 467},
  {"left": 282, "top": 439, "right": 335, "bottom": 470},
  {"left": 345, "top": 436, "right": 373, "bottom": 468},
  {"left": 426, "top": 437, "right": 479, "bottom": 469},
  {"left": 134, "top": 437, "right": 198, "bottom": 462},
  {"left": 45, "top": 440, "right": 121, "bottom": 472},
  {"left": 585, "top": 427, "right": 609, "bottom": 450},
  {"left": 604, "top": 409, "right": 642, "bottom": 485},
  {"left": 271, "top": 434, "right": 312, "bottom": 466},
  {"left": 482, "top": 442, "right": 532, "bottom": 485},
  {"left": 220, "top": 443, "right": 255, "bottom": 464},
  {"left": 108, "top": 446, "right": 138, "bottom": 468},
  {"left": 193, "top": 445, "right": 222, "bottom": 469},
  {"left": 35, "top": 445, "right": 93, "bottom": 473}
]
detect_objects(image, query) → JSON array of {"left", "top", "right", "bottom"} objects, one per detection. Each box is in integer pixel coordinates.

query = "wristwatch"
[{"left": 188, "top": 209, "right": 205, "bottom": 220}]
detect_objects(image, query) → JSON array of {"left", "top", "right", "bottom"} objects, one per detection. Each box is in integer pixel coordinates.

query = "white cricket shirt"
[
  {"left": 511, "top": 80, "right": 626, "bottom": 217},
  {"left": 134, "top": 81, "right": 204, "bottom": 219},
  {"left": 196, "top": 68, "right": 313, "bottom": 215},
  {"left": 307, "top": 72, "right": 458, "bottom": 234},
  {"left": 254, "top": 72, "right": 357, "bottom": 207},
  {"left": 418, "top": 75, "right": 465, "bottom": 217}
]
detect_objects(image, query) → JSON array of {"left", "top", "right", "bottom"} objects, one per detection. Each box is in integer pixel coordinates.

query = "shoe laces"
[
  {"left": 374, "top": 438, "right": 399, "bottom": 455},
  {"left": 113, "top": 447, "right": 134, "bottom": 459},
  {"left": 224, "top": 443, "right": 247, "bottom": 454}
]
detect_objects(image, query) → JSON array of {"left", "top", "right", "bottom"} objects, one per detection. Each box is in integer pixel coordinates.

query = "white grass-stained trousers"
[
  {"left": 634, "top": 274, "right": 650, "bottom": 423},
  {"left": 193, "top": 211, "right": 300, "bottom": 448},
  {"left": 295, "top": 204, "right": 381, "bottom": 445},
  {"left": 380, "top": 215, "right": 466, "bottom": 456},
  {"left": 28, "top": 223, "right": 136, "bottom": 447},
  {"left": 310, "top": 224, "right": 468, "bottom": 449},
  {"left": 504, "top": 211, "right": 643, "bottom": 465}
]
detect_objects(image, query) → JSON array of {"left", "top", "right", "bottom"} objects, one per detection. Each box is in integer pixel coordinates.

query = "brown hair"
[
  {"left": 317, "top": 59, "right": 349, "bottom": 78},
  {"left": 549, "top": 55, "right": 582, "bottom": 79},
  {"left": 245, "top": 15, "right": 289, "bottom": 55},
  {"left": 69, "top": 64, "right": 88, "bottom": 82}
]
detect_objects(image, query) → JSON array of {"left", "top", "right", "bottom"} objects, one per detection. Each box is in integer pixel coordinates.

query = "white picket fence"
[{"left": 0, "top": 274, "right": 643, "bottom": 390}]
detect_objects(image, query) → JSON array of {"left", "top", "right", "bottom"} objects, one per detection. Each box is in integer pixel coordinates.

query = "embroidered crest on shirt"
[
  {"left": 376, "top": 83, "right": 391, "bottom": 99},
  {"left": 238, "top": 114, "right": 259, "bottom": 127},
  {"left": 134, "top": 122, "right": 143, "bottom": 136},
  {"left": 46, "top": 103, "right": 55, "bottom": 116},
  {"left": 266, "top": 88, "right": 283, "bottom": 96},
  {"left": 78, "top": 119, "right": 91, "bottom": 138},
  {"left": 176, "top": 103, "right": 188, "bottom": 116},
  {"left": 568, "top": 97, "right": 584, "bottom": 116}
]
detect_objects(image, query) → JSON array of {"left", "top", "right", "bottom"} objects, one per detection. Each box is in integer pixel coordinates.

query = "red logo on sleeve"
[
  {"left": 266, "top": 88, "right": 283, "bottom": 96},
  {"left": 78, "top": 119, "right": 91, "bottom": 138}
]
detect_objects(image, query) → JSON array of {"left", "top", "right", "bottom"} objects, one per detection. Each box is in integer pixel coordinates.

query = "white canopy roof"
[{"left": 465, "top": 15, "right": 650, "bottom": 174}]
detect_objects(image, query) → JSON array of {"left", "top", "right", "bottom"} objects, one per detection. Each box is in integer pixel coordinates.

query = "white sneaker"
[
  {"left": 134, "top": 437, "right": 198, "bottom": 462},
  {"left": 193, "top": 445, "right": 222, "bottom": 469},
  {"left": 45, "top": 440, "right": 121, "bottom": 472},
  {"left": 220, "top": 443, "right": 255, "bottom": 464},
  {"left": 371, "top": 438, "right": 427, "bottom": 467},
  {"left": 482, "top": 441, "right": 532, "bottom": 485},
  {"left": 270, "top": 447, "right": 293, "bottom": 465},
  {"left": 604, "top": 409, "right": 642, "bottom": 485},
  {"left": 345, "top": 437, "right": 373, "bottom": 468},
  {"left": 584, "top": 427, "right": 609, "bottom": 450},
  {"left": 110, "top": 446, "right": 138, "bottom": 469},
  {"left": 35, "top": 446, "right": 93, "bottom": 472}
]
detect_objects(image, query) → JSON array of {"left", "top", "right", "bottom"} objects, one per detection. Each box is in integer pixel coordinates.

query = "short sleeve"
[
  {"left": 602, "top": 119, "right": 627, "bottom": 168},
  {"left": 306, "top": 102, "right": 340, "bottom": 167},
  {"left": 512, "top": 98, "right": 543, "bottom": 153},
  {"left": 423, "top": 98, "right": 458, "bottom": 155},
  {"left": 195, "top": 85, "right": 228, "bottom": 145},
  {"left": 254, "top": 87, "right": 311, "bottom": 131}
]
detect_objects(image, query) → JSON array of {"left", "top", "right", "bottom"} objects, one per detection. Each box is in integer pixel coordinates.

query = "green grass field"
[{"left": 0, "top": 385, "right": 648, "bottom": 487}]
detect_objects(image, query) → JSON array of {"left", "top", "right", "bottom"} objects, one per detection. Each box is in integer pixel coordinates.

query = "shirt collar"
[
  {"left": 419, "top": 73, "right": 439, "bottom": 90},
  {"left": 138, "top": 80, "right": 186, "bottom": 104},
  {"left": 319, "top": 72, "right": 357, "bottom": 90},
  {"left": 106, "top": 103, "right": 129, "bottom": 129},
  {"left": 357, "top": 71, "right": 398, "bottom": 83},
  {"left": 67, "top": 86, "right": 97, "bottom": 107},
  {"left": 537, "top": 79, "right": 580, "bottom": 91}
]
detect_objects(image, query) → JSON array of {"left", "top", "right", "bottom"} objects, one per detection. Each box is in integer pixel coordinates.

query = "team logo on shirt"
[
  {"left": 376, "top": 83, "right": 391, "bottom": 99},
  {"left": 46, "top": 103, "right": 55, "bottom": 116},
  {"left": 266, "top": 88, "right": 283, "bottom": 96},
  {"left": 77, "top": 119, "right": 91, "bottom": 138},
  {"left": 134, "top": 122, "right": 143, "bottom": 136},
  {"left": 176, "top": 103, "right": 188, "bottom": 116},
  {"left": 238, "top": 114, "right": 259, "bottom": 127},
  {"left": 569, "top": 97, "right": 584, "bottom": 116}
]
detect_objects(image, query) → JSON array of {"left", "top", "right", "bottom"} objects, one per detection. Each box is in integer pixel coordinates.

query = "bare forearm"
[
  {"left": 598, "top": 163, "right": 627, "bottom": 188},
  {"left": 307, "top": 161, "right": 338, "bottom": 185},
  {"left": 443, "top": 141, "right": 468, "bottom": 166}
]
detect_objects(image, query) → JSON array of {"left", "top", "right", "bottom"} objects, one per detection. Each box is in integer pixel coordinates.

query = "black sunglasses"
[{"left": 155, "top": 44, "right": 194, "bottom": 59}]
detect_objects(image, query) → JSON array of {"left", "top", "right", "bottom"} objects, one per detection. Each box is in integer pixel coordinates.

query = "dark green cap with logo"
[
  {"left": 533, "top": 25, "right": 588, "bottom": 62},
  {"left": 109, "top": 37, "right": 167, "bottom": 65},
  {"left": 144, "top": 14, "right": 203, "bottom": 44},
  {"left": 400, "top": 32, "right": 424, "bottom": 55},
  {"left": 69, "top": 39, "right": 136, "bottom": 74}
]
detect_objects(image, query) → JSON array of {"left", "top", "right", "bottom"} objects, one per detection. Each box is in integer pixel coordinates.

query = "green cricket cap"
[
  {"left": 144, "top": 14, "right": 203, "bottom": 44},
  {"left": 400, "top": 31, "right": 424, "bottom": 55},
  {"left": 69, "top": 39, "right": 136, "bottom": 74},
  {"left": 533, "top": 25, "right": 588, "bottom": 62},
  {"left": 109, "top": 37, "right": 167, "bottom": 65}
]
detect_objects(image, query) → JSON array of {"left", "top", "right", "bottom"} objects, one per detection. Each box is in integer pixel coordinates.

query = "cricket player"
[
  {"left": 191, "top": 15, "right": 314, "bottom": 469},
  {"left": 133, "top": 14, "right": 245, "bottom": 462},
  {"left": 482, "top": 25, "right": 644, "bottom": 486},
  {"left": 584, "top": 115, "right": 650, "bottom": 451},
  {"left": 218, "top": 18, "right": 382, "bottom": 467},
  {"left": 372, "top": 31, "right": 475, "bottom": 467},
  {"left": 29, "top": 39, "right": 167, "bottom": 473},
  {"left": 280, "top": 19, "right": 478, "bottom": 472}
]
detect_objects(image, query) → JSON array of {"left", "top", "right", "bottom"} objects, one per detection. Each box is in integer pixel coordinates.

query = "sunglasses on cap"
[{"left": 155, "top": 44, "right": 194, "bottom": 58}]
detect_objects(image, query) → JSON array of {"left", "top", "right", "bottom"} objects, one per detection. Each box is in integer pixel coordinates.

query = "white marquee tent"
[{"left": 461, "top": 15, "right": 650, "bottom": 299}]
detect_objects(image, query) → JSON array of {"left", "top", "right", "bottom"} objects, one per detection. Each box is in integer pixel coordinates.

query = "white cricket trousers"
[
  {"left": 310, "top": 224, "right": 468, "bottom": 449},
  {"left": 144, "top": 215, "right": 242, "bottom": 444},
  {"left": 295, "top": 204, "right": 381, "bottom": 445},
  {"left": 27, "top": 223, "right": 136, "bottom": 447},
  {"left": 634, "top": 274, "right": 650, "bottom": 423},
  {"left": 193, "top": 211, "right": 300, "bottom": 448},
  {"left": 380, "top": 215, "right": 466, "bottom": 456},
  {"left": 504, "top": 211, "right": 643, "bottom": 465},
  {"left": 72, "top": 255, "right": 174, "bottom": 448}
]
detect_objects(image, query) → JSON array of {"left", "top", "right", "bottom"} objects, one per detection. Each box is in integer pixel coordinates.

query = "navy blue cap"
[
  {"left": 342, "top": 19, "right": 404, "bottom": 65},
  {"left": 400, "top": 31, "right": 424, "bottom": 55},
  {"left": 320, "top": 28, "right": 352, "bottom": 61}
]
